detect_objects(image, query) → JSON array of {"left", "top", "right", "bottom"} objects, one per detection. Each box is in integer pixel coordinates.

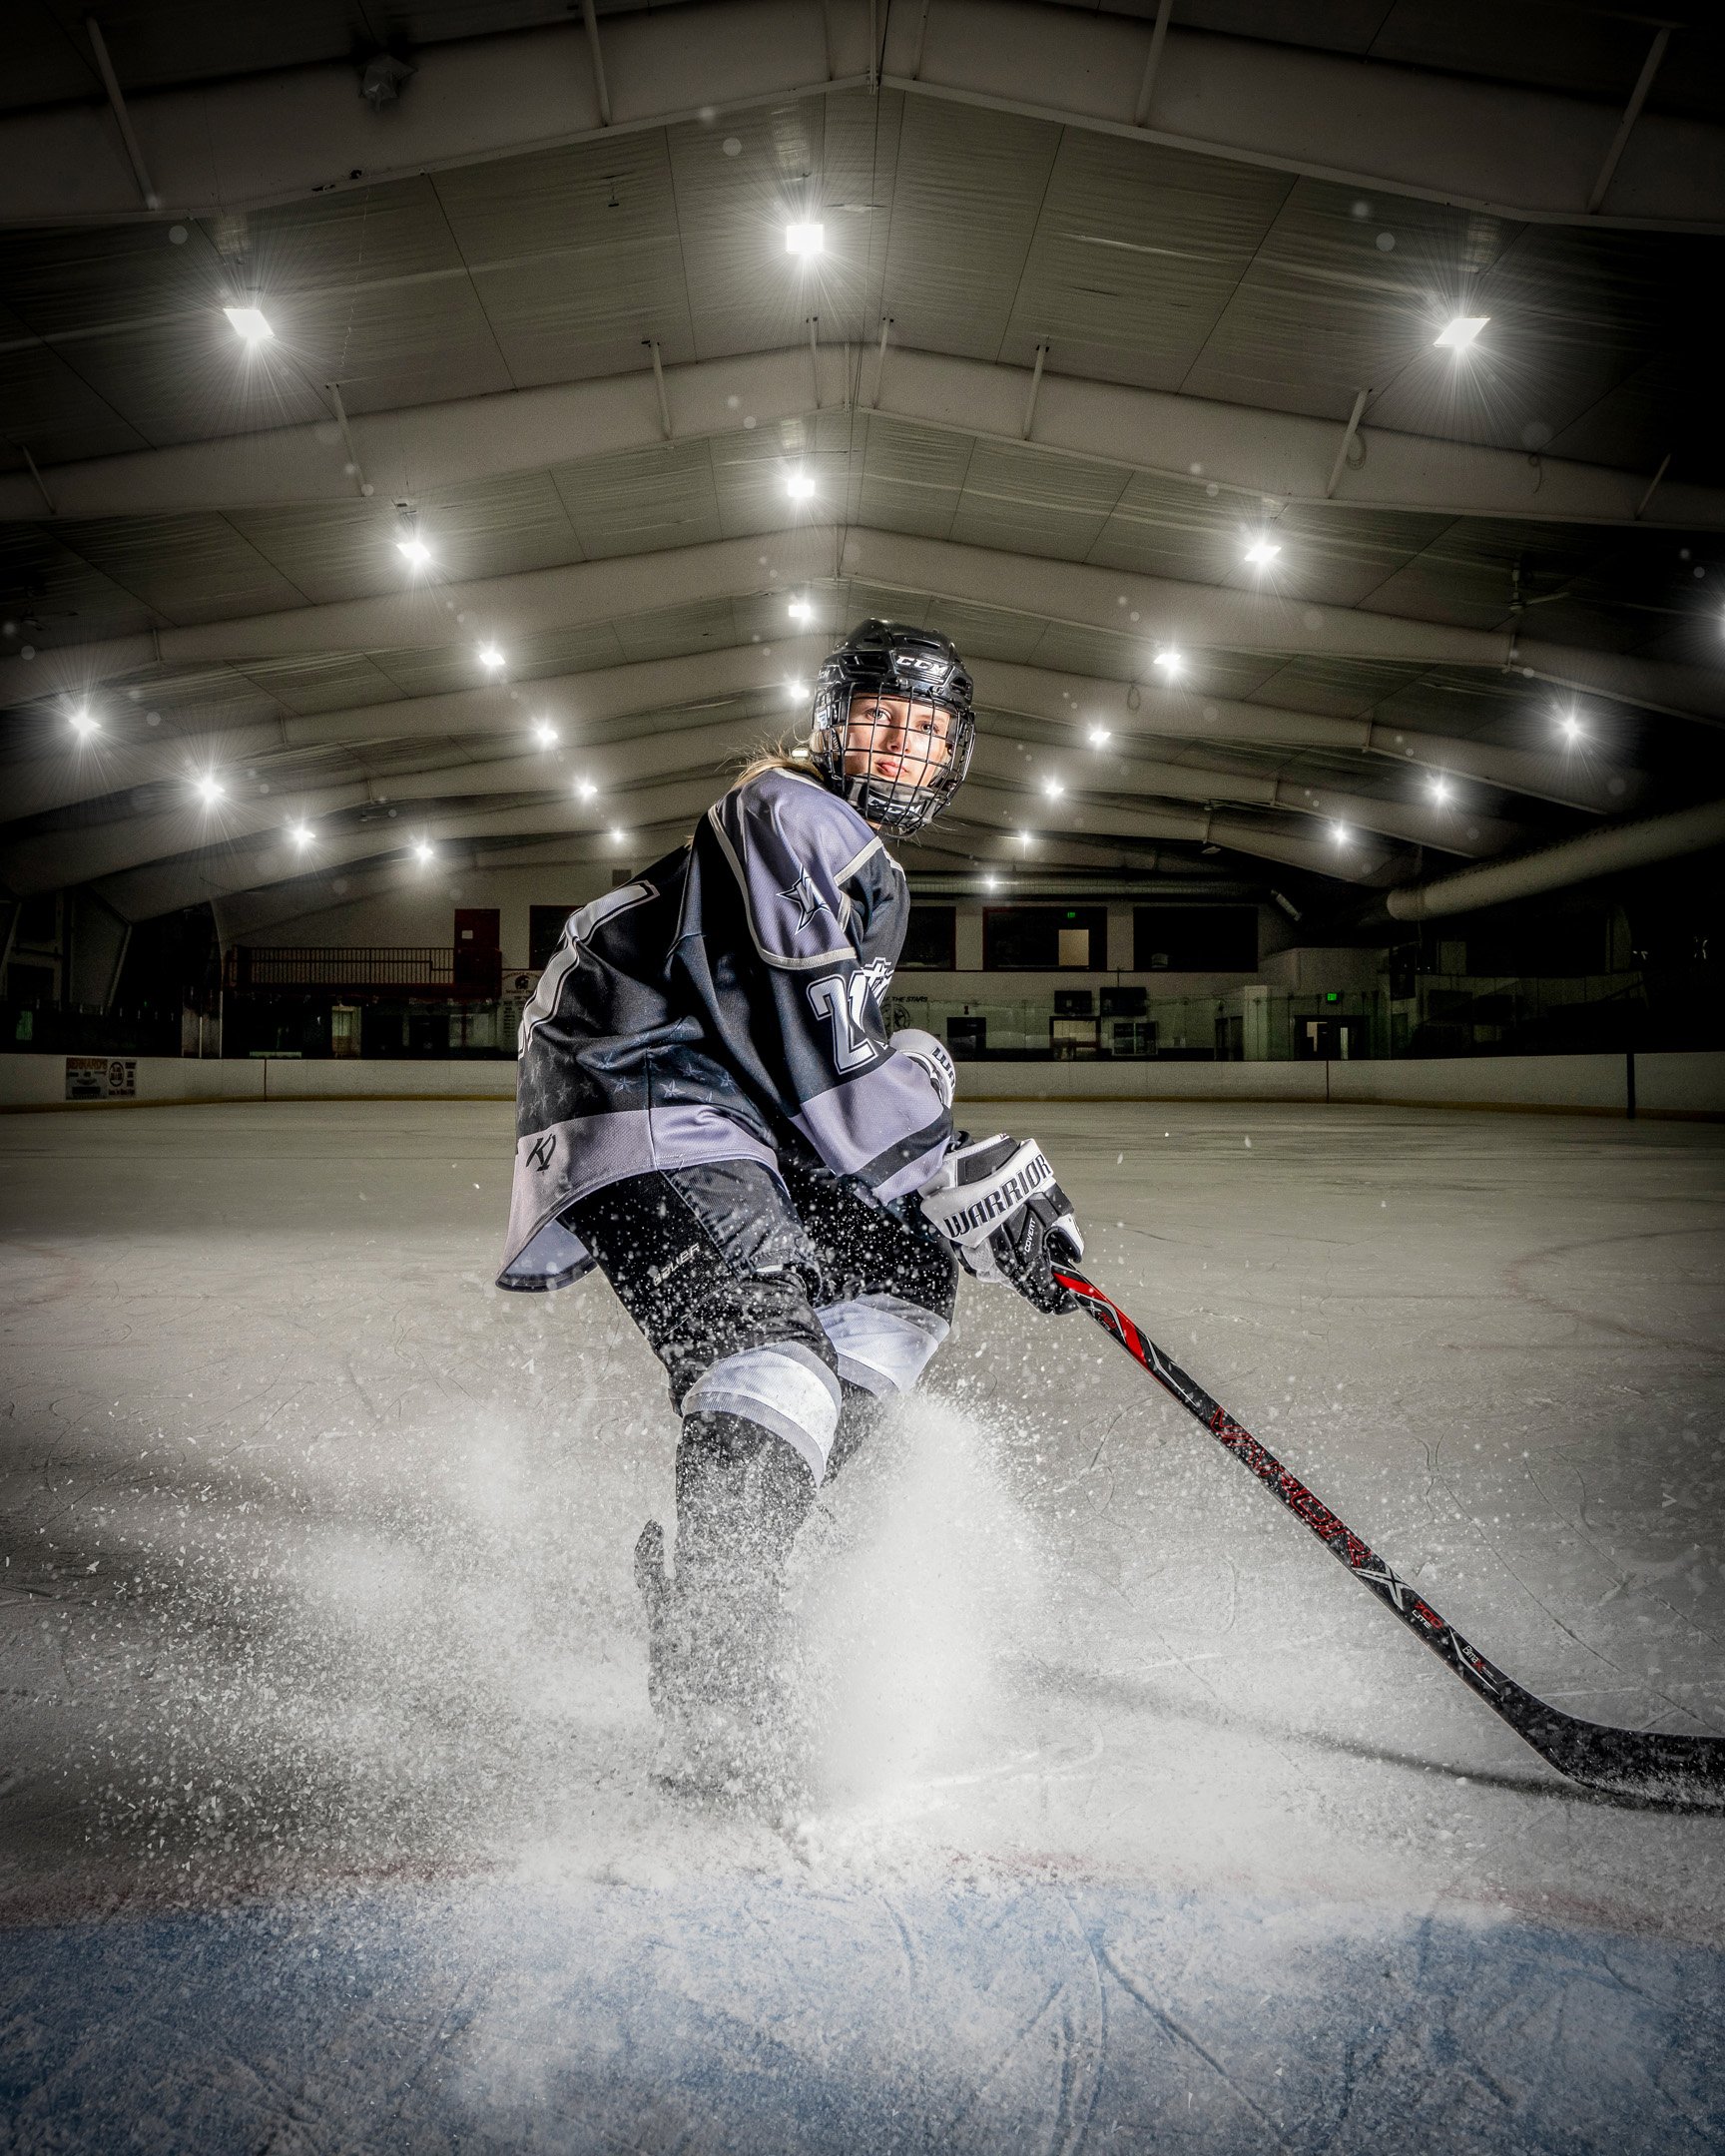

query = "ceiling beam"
[
  {"left": 6, "top": 343, "right": 1715, "bottom": 531},
  {"left": 1384, "top": 797, "right": 1725, "bottom": 920},
  {"left": 13, "top": 691, "right": 1470, "bottom": 892},
  {"left": 0, "top": 0, "right": 1717, "bottom": 232},
  {"left": 4, "top": 638, "right": 1641, "bottom": 826},
  {"left": 8, "top": 524, "right": 1718, "bottom": 722}
]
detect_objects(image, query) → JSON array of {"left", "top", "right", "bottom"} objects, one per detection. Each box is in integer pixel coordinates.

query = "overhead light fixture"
[
  {"left": 785, "top": 224, "right": 825, "bottom": 258},
  {"left": 787, "top": 678, "right": 808, "bottom": 699},
  {"left": 1559, "top": 712, "right": 1583, "bottom": 743},
  {"left": 195, "top": 774, "right": 224, "bottom": 804},
  {"left": 1087, "top": 725, "right": 1111, "bottom": 748},
  {"left": 1243, "top": 537, "right": 1281, "bottom": 567},
  {"left": 223, "top": 304, "right": 274, "bottom": 343},
  {"left": 397, "top": 535, "right": 431, "bottom": 568},
  {"left": 786, "top": 472, "right": 816, "bottom": 501},
  {"left": 1435, "top": 316, "right": 1489, "bottom": 350},
  {"left": 982, "top": 873, "right": 999, "bottom": 890},
  {"left": 608, "top": 827, "right": 627, "bottom": 845},
  {"left": 1429, "top": 777, "right": 1451, "bottom": 805},
  {"left": 788, "top": 599, "right": 814, "bottom": 623},
  {"left": 477, "top": 644, "right": 505, "bottom": 673},
  {"left": 413, "top": 839, "right": 434, "bottom": 864},
  {"left": 1018, "top": 829, "right": 1034, "bottom": 848},
  {"left": 574, "top": 778, "right": 597, "bottom": 801},
  {"left": 289, "top": 822, "right": 314, "bottom": 847},
  {"left": 1152, "top": 649, "right": 1183, "bottom": 677},
  {"left": 1041, "top": 778, "right": 1064, "bottom": 798},
  {"left": 69, "top": 707, "right": 99, "bottom": 737},
  {"left": 533, "top": 720, "right": 559, "bottom": 748},
  {"left": 1332, "top": 821, "right": 1350, "bottom": 844}
]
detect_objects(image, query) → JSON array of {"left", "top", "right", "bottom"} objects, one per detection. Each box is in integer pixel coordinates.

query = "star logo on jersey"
[{"left": 778, "top": 867, "right": 831, "bottom": 933}]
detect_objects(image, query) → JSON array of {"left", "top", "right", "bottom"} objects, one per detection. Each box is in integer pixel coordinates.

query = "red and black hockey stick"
[{"left": 1054, "top": 1268, "right": 1725, "bottom": 1810}]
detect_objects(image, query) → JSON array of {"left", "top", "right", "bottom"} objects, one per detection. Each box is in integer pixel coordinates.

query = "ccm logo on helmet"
[{"left": 945, "top": 1150, "right": 1053, "bottom": 1236}]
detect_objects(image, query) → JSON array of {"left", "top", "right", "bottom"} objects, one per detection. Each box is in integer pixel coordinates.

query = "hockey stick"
[{"left": 1053, "top": 1267, "right": 1725, "bottom": 1810}]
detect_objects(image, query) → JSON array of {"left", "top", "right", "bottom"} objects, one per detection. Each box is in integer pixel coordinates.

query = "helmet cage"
[{"left": 809, "top": 625, "right": 975, "bottom": 835}]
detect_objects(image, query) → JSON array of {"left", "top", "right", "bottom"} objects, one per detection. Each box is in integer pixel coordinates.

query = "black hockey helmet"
[{"left": 809, "top": 620, "right": 975, "bottom": 836}]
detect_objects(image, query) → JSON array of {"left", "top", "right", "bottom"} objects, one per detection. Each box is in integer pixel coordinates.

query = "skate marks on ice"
[{"left": 4, "top": 1875, "right": 1723, "bottom": 2154}]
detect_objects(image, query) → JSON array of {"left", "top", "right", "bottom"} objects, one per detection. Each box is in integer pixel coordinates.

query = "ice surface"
[{"left": 1, "top": 1098, "right": 1722, "bottom": 2150}]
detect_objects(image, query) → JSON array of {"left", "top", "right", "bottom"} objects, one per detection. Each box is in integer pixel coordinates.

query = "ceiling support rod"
[
  {"left": 1325, "top": 387, "right": 1371, "bottom": 498},
  {"left": 325, "top": 382, "right": 371, "bottom": 498},
  {"left": 85, "top": 16, "right": 159, "bottom": 210},
  {"left": 645, "top": 339, "right": 673, "bottom": 438},
  {"left": 1021, "top": 341, "right": 1049, "bottom": 440},
  {"left": 909, "top": 0, "right": 933, "bottom": 79},
  {"left": 868, "top": 0, "right": 879, "bottom": 89},
  {"left": 17, "top": 443, "right": 57, "bottom": 517},
  {"left": 1133, "top": 0, "right": 1175, "bottom": 127},
  {"left": 807, "top": 316, "right": 821, "bottom": 408},
  {"left": 1634, "top": 450, "right": 1672, "bottom": 520},
  {"left": 1586, "top": 26, "right": 1669, "bottom": 213},
  {"left": 869, "top": 316, "right": 892, "bottom": 409},
  {"left": 581, "top": 0, "right": 612, "bottom": 125}
]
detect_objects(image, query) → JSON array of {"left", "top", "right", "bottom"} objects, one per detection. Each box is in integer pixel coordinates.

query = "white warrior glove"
[
  {"left": 918, "top": 1133, "right": 1085, "bottom": 1315},
  {"left": 889, "top": 1026, "right": 957, "bottom": 1110}
]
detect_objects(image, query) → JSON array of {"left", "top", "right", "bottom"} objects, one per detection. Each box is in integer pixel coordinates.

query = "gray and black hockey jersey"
[{"left": 498, "top": 765, "right": 952, "bottom": 1291}]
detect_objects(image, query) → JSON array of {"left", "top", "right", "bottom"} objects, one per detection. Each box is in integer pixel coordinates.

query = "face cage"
[{"left": 810, "top": 682, "right": 974, "bottom": 835}]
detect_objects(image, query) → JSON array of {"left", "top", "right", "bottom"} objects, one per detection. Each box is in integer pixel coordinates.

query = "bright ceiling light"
[
  {"left": 1018, "top": 829, "right": 1033, "bottom": 847},
  {"left": 1435, "top": 315, "right": 1489, "bottom": 350},
  {"left": 982, "top": 873, "right": 999, "bottom": 890},
  {"left": 477, "top": 644, "right": 505, "bottom": 672},
  {"left": 574, "top": 778, "right": 597, "bottom": 801},
  {"left": 787, "top": 678, "right": 808, "bottom": 699},
  {"left": 1152, "top": 649, "right": 1183, "bottom": 676},
  {"left": 223, "top": 304, "right": 274, "bottom": 343},
  {"left": 289, "top": 822, "right": 314, "bottom": 846},
  {"left": 69, "top": 707, "right": 99, "bottom": 737},
  {"left": 786, "top": 472, "right": 816, "bottom": 501},
  {"left": 413, "top": 839, "right": 434, "bottom": 864},
  {"left": 609, "top": 827, "right": 627, "bottom": 844},
  {"left": 195, "top": 774, "right": 224, "bottom": 804},
  {"left": 533, "top": 720, "right": 559, "bottom": 748},
  {"left": 785, "top": 224, "right": 825, "bottom": 257},
  {"left": 397, "top": 536, "right": 431, "bottom": 567},
  {"left": 1332, "top": 821, "right": 1350, "bottom": 844},
  {"left": 1041, "top": 777, "right": 1064, "bottom": 798},
  {"left": 788, "top": 599, "right": 814, "bottom": 623},
  {"left": 1430, "top": 777, "right": 1451, "bottom": 805},
  {"left": 1087, "top": 725, "right": 1111, "bottom": 748},
  {"left": 1559, "top": 713, "right": 1583, "bottom": 743},
  {"left": 1243, "top": 537, "right": 1281, "bottom": 566}
]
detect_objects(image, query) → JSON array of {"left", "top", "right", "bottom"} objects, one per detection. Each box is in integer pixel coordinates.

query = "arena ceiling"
[{"left": 2, "top": 0, "right": 1723, "bottom": 932}]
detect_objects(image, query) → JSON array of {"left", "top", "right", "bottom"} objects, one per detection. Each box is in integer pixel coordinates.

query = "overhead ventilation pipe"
[{"left": 1385, "top": 798, "right": 1725, "bottom": 920}]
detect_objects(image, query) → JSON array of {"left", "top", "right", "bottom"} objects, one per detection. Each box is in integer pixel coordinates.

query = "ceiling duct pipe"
[{"left": 1385, "top": 798, "right": 1725, "bottom": 920}]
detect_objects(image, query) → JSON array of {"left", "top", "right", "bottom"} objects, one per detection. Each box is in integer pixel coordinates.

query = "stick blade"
[{"left": 1530, "top": 1718, "right": 1725, "bottom": 1811}]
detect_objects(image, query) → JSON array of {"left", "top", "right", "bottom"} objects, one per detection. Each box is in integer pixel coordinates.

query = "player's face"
[{"left": 842, "top": 692, "right": 955, "bottom": 792}]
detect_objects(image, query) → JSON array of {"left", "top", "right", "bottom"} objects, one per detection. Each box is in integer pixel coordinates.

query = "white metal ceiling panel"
[
  {"left": 669, "top": 98, "right": 834, "bottom": 361},
  {"left": 59, "top": 511, "right": 310, "bottom": 624},
  {"left": 1003, "top": 131, "right": 1292, "bottom": 386},
  {"left": 552, "top": 437, "right": 722, "bottom": 559},
  {"left": 879, "top": 100, "right": 1060, "bottom": 362},
  {"left": 436, "top": 133, "right": 696, "bottom": 384},
  {"left": 949, "top": 439, "right": 1131, "bottom": 562},
  {"left": 1180, "top": 180, "right": 1518, "bottom": 419},
  {"left": 857, "top": 415, "right": 972, "bottom": 540},
  {"left": 233, "top": 654, "right": 411, "bottom": 718}
]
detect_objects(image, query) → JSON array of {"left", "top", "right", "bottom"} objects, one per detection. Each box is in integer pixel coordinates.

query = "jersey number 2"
[{"left": 808, "top": 972, "right": 877, "bottom": 1071}]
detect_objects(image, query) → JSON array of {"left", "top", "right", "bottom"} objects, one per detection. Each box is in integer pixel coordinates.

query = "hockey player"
[{"left": 497, "top": 620, "right": 1085, "bottom": 1779}]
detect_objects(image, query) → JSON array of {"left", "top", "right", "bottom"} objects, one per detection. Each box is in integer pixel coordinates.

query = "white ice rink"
[{"left": 2, "top": 1096, "right": 1722, "bottom": 2151}]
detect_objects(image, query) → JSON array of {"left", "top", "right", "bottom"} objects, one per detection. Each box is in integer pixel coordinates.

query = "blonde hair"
[{"left": 734, "top": 736, "right": 812, "bottom": 786}]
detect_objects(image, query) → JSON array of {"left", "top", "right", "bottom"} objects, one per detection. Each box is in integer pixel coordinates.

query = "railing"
[{"left": 224, "top": 946, "right": 500, "bottom": 996}]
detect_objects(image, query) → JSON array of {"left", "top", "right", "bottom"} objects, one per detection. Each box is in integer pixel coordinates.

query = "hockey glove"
[
  {"left": 889, "top": 1026, "right": 957, "bottom": 1110},
  {"left": 917, "top": 1133, "right": 1084, "bottom": 1315}
]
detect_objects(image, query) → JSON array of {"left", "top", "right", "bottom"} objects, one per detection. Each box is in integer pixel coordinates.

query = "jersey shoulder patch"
[{"left": 708, "top": 769, "right": 882, "bottom": 968}]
